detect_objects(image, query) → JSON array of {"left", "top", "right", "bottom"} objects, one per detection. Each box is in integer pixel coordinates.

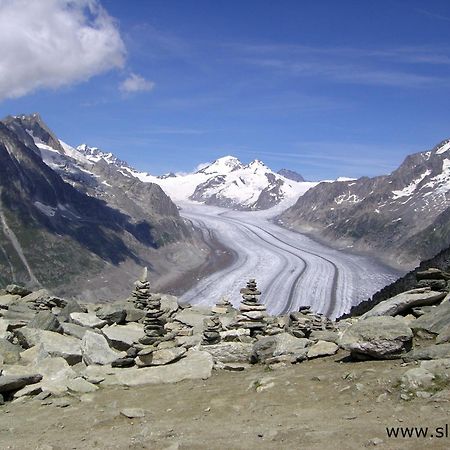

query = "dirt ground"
[{"left": 1, "top": 351, "right": 449, "bottom": 450}]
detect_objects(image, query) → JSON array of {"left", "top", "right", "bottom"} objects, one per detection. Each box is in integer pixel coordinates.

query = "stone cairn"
[
  {"left": 211, "top": 296, "right": 234, "bottom": 315},
  {"left": 289, "top": 306, "right": 335, "bottom": 338},
  {"left": 202, "top": 316, "right": 222, "bottom": 345},
  {"left": 232, "top": 279, "right": 267, "bottom": 337}
]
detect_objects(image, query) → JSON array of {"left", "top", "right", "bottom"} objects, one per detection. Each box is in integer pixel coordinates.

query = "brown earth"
[{"left": 1, "top": 351, "right": 449, "bottom": 449}]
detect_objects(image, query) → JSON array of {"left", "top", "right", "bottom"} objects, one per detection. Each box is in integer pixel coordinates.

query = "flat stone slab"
[
  {"left": 404, "top": 343, "right": 450, "bottom": 361},
  {"left": 362, "top": 288, "right": 446, "bottom": 318},
  {"left": 201, "top": 342, "right": 253, "bottom": 363},
  {"left": 307, "top": 340, "right": 339, "bottom": 358},
  {"left": 0, "top": 373, "right": 42, "bottom": 393},
  {"left": 102, "top": 323, "right": 145, "bottom": 351},
  {"left": 120, "top": 408, "right": 146, "bottom": 418},
  {"left": 15, "top": 328, "right": 82, "bottom": 364},
  {"left": 114, "top": 349, "right": 213, "bottom": 386},
  {"left": 70, "top": 312, "right": 107, "bottom": 329},
  {"left": 81, "top": 330, "right": 126, "bottom": 365}
]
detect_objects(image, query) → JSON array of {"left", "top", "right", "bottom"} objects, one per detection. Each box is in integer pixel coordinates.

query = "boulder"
[
  {"left": 81, "top": 331, "right": 126, "bottom": 365},
  {"left": 436, "top": 326, "right": 450, "bottom": 344},
  {"left": 339, "top": 316, "right": 413, "bottom": 359},
  {"left": 15, "top": 328, "right": 82, "bottom": 364},
  {"left": 35, "top": 357, "right": 77, "bottom": 395},
  {"left": 309, "top": 330, "right": 340, "bottom": 343},
  {"left": 21, "top": 289, "right": 49, "bottom": 304},
  {"left": 102, "top": 323, "right": 145, "bottom": 351},
  {"left": 67, "top": 377, "right": 98, "bottom": 393},
  {"left": 124, "top": 307, "right": 146, "bottom": 323},
  {"left": 252, "top": 333, "right": 311, "bottom": 363},
  {"left": 160, "top": 294, "right": 179, "bottom": 317},
  {"left": 61, "top": 322, "right": 93, "bottom": 340},
  {"left": 96, "top": 304, "right": 126, "bottom": 324},
  {"left": 136, "top": 346, "right": 186, "bottom": 367},
  {"left": 307, "top": 340, "right": 339, "bottom": 359},
  {"left": 0, "top": 319, "right": 8, "bottom": 339},
  {"left": 411, "top": 301, "right": 450, "bottom": 335},
  {"left": 0, "top": 338, "right": 21, "bottom": 364},
  {"left": 115, "top": 349, "right": 213, "bottom": 386},
  {"left": 361, "top": 288, "right": 446, "bottom": 318},
  {"left": 0, "top": 373, "right": 42, "bottom": 393},
  {"left": 28, "top": 311, "right": 63, "bottom": 333},
  {"left": 0, "top": 294, "right": 21, "bottom": 309},
  {"left": 173, "top": 308, "right": 211, "bottom": 333},
  {"left": 404, "top": 343, "right": 450, "bottom": 361},
  {"left": 6, "top": 284, "right": 31, "bottom": 297},
  {"left": 59, "top": 300, "right": 86, "bottom": 322},
  {"left": 20, "top": 344, "right": 49, "bottom": 366},
  {"left": 200, "top": 342, "right": 253, "bottom": 363},
  {"left": 2, "top": 303, "right": 35, "bottom": 322},
  {"left": 70, "top": 312, "right": 107, "bottom": 329}
]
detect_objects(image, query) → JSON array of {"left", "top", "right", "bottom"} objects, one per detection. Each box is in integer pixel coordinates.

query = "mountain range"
[
  {"left": 279, "top": 139, "right": 450, "bottom": 269},
  {"left": 0, "top": 114, "right": 208, "bottom": 300}
]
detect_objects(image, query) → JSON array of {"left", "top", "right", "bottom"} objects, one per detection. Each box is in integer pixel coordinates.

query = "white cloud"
[
  {"left": 120, "top": 73, "right": 155, "bottom": 93},
  {"left": 0, "top": 0, "right": 126, "bottom": 101}
]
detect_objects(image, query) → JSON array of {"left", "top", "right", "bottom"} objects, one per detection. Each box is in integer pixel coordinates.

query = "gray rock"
[
  {"left": 70, "top": 312, "right": 107, "bottom": 329},
  {"left": 15, "top": 328, "right": 82, "bottom": 364},
  {"left": 436, "top": 325, "right": 450, "bottom": 344},
  {"left": 136, "top": 346, "right": 186, "bottom": 367},
  {"left": 19, "top": 344, "right": 49, "bottom": 365},
  {"left": 67, "top": 377, "right": 98, "bottom": 393},
  {"left": 160, "top": 295, "right": 179, "bottom": 317},
  {"left": 102, "top": 323, "right": 145, "bottom": 350},
  {"left": 120, "top": 408, "right": 146, "bottom": 418},
  {"left": 362, "top": 288, "right": 445, "bottom": 318},
  {"left": 13, "top": 383, "right": 42, "bottom": 398},
  {"left": 115, "top": 349, "right": 213, "bottom": 386},
  {"left": 404, "top": 343, "right": 450, "bottom": 361},
  {"left": 124, "top": 307, "right": 146, "bottom": 323},
  {"left": 0, "top": 373, "right": 42, "bottom": 393},
  {"left": 96, "top": 304, "right": 126, "bottom": 324},
  {"left": 339, "top": 316, "right": 413, "bottom": 359},
  {"left": 0, "top": 294, "right": 21, "bottom": 309},
  {"left": 173, "top": 308, "right": 211, "bottom": 333},
  {"left": 309, "top": 330, "right": 339, "bottom": 343},
  {"left": 307, "top": 340, "right": 339, "bottom": 358},
  {"left": 35, "top": 357, "right": 77, "bottom": 395},
  {"left": 21, "top": 289, "right": 49, "bottom": 303},
  {"left": 0, "top": 319, "right": 8, "bottom": 339},
  {"left": 0, "top": 338, "right": 21, "bottom": 364},
  {"left": 252, "top": 333, "right": 311, "bottom": 363},
  {"left": 200, "top": 342, "right": 253, "bottom": 363},
  {"left": 28, "top": 311, "right": 63, "bottom": 333},
  {"left": 2, "top": 303, "right": 36, "bottom": 322},
  {"left": 81, "top": 331, "right": 126, "bottom": 365},
  {"left": 59, "top": 300, "right": 86, "bottom": 322},
  {"left": 111, "top": 357, "right": 135, "bottom": 368},
  {"left": 400, "top": 367, "right": 435, "bottom": 391},
  {"left": 61, "top": 322, "right": 92, "bottom": 340},
  {"left": 411, "top": 301, "right": 450, "bottom": 335},
  {"left": 6, "top": 284, "right": 31, "bottom": 297}
]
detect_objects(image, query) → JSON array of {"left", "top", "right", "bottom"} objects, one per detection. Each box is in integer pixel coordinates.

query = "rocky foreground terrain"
[{"left": 1, "top": 268, "right": 450, "bottom": 448}]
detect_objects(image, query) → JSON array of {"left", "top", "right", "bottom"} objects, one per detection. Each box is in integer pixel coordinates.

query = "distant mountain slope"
[
  {"left": 0, "top": 114, "right": 207, "bottom": 300},
  {"left": 277, "top": 168, "right": 305, "bottom": 182},
  {"left": 279, "top": 139, "right": 450, "bottom": 269}
]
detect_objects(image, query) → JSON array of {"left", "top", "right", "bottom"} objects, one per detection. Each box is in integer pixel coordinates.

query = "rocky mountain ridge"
[
  {"left": 279, "top": 138, "right": 450, "bottom": 269},
  {"left": 0, "top": 114, "right": 210, "bottom": 300}
]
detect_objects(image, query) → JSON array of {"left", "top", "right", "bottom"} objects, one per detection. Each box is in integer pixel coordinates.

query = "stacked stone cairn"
[
  {"left": 288, "top": 306, "right": 335, "bottom": 338},
  {"left": 211, "top": 296, "right": 234, "bottom": 315},
  {"left": 202, "top": 316, "right": 222, "bottom": 345},
  {"left": 232, "top": 279, "right": 267, "bottom": 337},
  {"left": 131, "top": 268, "right": 152, "bottom": 310}
]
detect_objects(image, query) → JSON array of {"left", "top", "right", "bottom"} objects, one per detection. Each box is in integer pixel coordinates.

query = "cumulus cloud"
[
  {"left": 0, "top": 0, "right": 126, "bottom": 101},
  {"left": 120, "top": 73, "right": 155, "bottom": 93}
]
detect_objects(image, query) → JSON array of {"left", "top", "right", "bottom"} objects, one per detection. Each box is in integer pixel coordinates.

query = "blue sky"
[{"left": 1, "top": 0, "right": 450, "bottom": 180}]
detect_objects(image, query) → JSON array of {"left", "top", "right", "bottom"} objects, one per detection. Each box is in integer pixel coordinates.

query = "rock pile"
[
  {"left": 415, "top": 268, "right": 450, "bottom": 291},
  {"left": 202, "top": 316, "right": 222, "bottom": 345},
  {"left": 212, "top": 296, "right": 234, "bottom": 315},
  {"left": 140, "top": 292, "right": 167, "bottom": 346},
  {"left": 288, "top": 306, "right": 335, "bottom": 338},
  {"left": 232, "top": 279, "right": 267, "bottom": 337}
]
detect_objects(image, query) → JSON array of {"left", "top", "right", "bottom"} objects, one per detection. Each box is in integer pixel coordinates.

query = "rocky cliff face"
[
  {"left": 0, "top": 115, "right": 207, "bottom": 300},
  {"left": 279, "top": 139, "right": 450, "bottom": 269}
]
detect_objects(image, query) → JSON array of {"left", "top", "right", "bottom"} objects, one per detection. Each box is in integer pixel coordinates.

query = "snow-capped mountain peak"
[
  {"left": 76, "top": 144, "right": 131, "bottom": 168},
  {"left": 197, "top": 155, "right": 243, "bottom": 175}
]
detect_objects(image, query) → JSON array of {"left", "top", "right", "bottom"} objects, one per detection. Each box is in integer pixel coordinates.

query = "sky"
[{"left": 1, "top": 0, "right": 450, "bottom": 180}]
